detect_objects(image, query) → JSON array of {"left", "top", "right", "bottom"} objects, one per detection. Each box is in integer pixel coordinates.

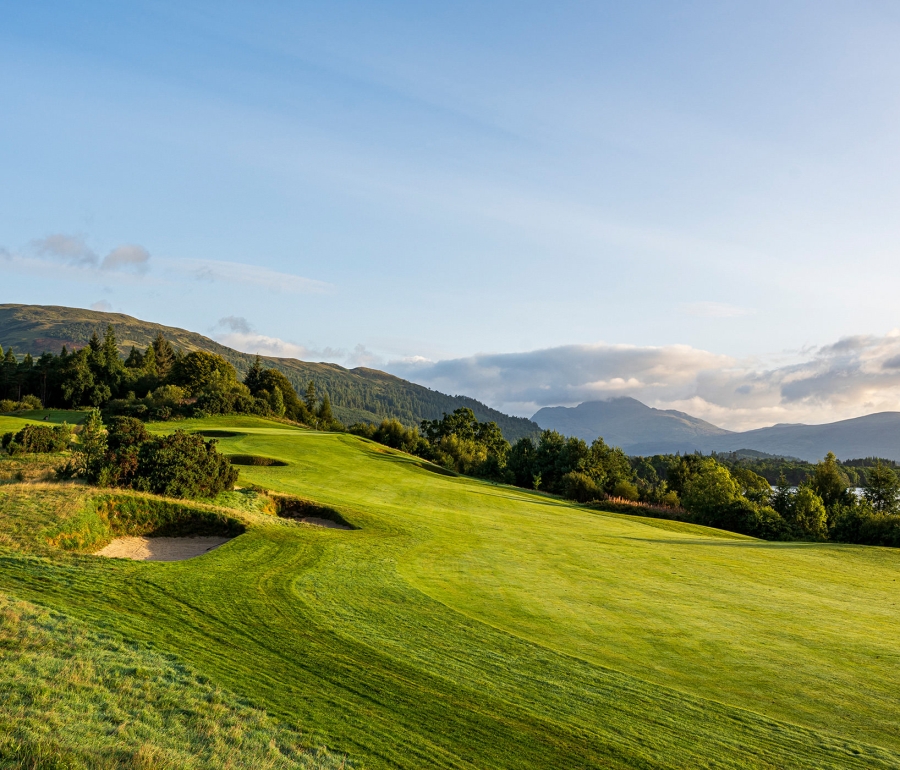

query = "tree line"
[{"left": 0, "top": 327, "right": 341, "bottom": 428}]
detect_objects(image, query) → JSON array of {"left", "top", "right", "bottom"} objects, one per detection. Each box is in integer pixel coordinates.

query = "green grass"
[
  {"left": 1, "top": 414, "right": 899, "bottom": 768},
  {"left": 0, "top": 409, "right": 87, "bottom": 434},
  {"left": 0, "top": 592, "right": 350, "bottom": 769}
]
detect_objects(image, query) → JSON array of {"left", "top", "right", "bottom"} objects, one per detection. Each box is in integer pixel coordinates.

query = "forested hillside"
[{"left": 0, "top": 305, "right": 539, "bottom": 440}]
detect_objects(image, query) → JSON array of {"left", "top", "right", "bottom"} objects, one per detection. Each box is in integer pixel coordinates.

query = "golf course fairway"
[{"left": 1, "top": 415, "right": 899, "bottom": 768}]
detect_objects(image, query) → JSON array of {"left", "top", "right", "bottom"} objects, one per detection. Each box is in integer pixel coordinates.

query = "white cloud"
[
  {"left": 176, "top": 258, "right": 332, "bottom": 294},
  {"left": 387, "top": 331, "right": 900, "bottom": 431},
  {"left": 90, "top": 300, "right": 113, "bottom": 312}
]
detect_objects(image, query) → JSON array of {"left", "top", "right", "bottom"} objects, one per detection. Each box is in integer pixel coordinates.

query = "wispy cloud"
[
  {"left": 178, "top": 259, "right": 332, "bottom": 294},
  {"left": 388, "top": 331, "right": 900, "bottom": 431},
  {"left": 90, "top": 300, "right": 113, "bottom": 312}
]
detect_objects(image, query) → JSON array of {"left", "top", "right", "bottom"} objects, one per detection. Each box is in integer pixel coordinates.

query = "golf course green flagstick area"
[{"left": 1, "top": 414, "right": 900, "bottom": 768}]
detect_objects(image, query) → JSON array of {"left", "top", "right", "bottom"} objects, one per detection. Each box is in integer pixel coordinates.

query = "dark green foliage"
[
  {"left": 350, "top": 418, "right": 424, "bottom": 454},
  {"left": 172, "top": 351, "right": 237, "bottom": 395},
  {"left": 134, "top": 431, "right": 238, "bottom": 499},
  {"left": 561, "top": 471, "right": 603, "bottom": 503},
  {"left": 244, "top": 363, "right": 308, "bottom": 422},
  {"left": 2, "top": 423, "right": 71, "bottom": 455},
  {"left": 507, "top": 430, "right": 636, "bottom": 498},
  {"left": 863, "top": 461, "right": 900, "bottom": 514}
]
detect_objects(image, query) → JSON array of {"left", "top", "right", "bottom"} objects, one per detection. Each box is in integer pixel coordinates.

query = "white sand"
[
  {"left": 95, "top": 536, "right": 233, "bottom": 561},
  {"left": 301, "top": 517, "right": 352, "bottom": 530}
]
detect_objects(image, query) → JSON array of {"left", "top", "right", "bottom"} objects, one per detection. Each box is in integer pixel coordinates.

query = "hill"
[
  {"left": 0, "top": 304, "right": 540, "bottom": 441},
  {"left": 534, "top": 397, "right": 900, "bottom": 461},
  {"left": 532, "top": 396, "right": 732, "bottom": 446},
  {"left": 1, "top": 413, "right": 899, "bottom": 767}
]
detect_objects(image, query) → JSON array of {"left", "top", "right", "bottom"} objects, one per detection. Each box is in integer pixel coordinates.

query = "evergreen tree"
[
  {"left": 317, "top": 393, "right": 333, "bottom": 426},
  {"left": 771, "top": 472, "right": 793, "bottom": 517},
  {"left": 142, "top": 343, "right": 158, "bottom": 377},
  {"left": 305, "top": 381, "right": 317, "bottom": 413},
  {"left": 244, "top": 355, "right": 265, "bottom": 394},
  {"left": 102, "top": 325, "right": 122, "bottom": 371},
  {"left": 124, "top": 346, "right": 144, "bottom": 368},
  {"left": 151, "top": 333, "right": 175, "bottom": 380}
]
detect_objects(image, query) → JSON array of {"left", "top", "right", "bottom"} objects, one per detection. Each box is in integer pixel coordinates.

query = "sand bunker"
[
  {"left": 95, "top": 536, "right": 233, "bottom": 561},
  {"left": 300, "top": 516, "right": 352, "bottom": 530}
]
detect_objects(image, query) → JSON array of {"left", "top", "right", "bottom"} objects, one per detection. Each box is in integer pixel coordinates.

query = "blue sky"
[{"left": 3, "top": 1, "right": 900, "bottom": 427}]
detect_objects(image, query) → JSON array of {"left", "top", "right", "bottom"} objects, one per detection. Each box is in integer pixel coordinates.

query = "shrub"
[
  {"left": 611, "top": 479, "right": 640, "bottom": 502},
  {"left": 135, "top": 431, "right": 238, "bottom": 499},
  {"left": 2, "top": 424, "right": 72, "bottom": 455},
  {"left": 561, "top": 471, "right": 603, "bottom": 503}
]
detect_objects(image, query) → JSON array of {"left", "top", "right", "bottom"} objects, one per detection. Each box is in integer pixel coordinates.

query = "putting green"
[{"left": 1, "top": 415, "right": 898, "bottom": 769}]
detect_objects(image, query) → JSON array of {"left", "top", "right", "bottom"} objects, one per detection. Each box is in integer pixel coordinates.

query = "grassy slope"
[
  {"left": 0, "top": 416, "right": 898, "bottom": 768},
  {"left": 0, "top": 594, "right": 347, "bottom": 770}
]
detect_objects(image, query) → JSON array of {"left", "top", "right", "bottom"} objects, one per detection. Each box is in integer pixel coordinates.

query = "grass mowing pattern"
[
  {"left": 0, "top": 415, "right": 898, "bottom": 767},
  {"left": 0, "top": 592, "right": 350, "bottom": 769}
]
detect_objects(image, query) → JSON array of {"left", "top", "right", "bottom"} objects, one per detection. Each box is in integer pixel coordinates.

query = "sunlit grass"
[{"left": 0, "top": 414, "right": 898, "bottom": 768}]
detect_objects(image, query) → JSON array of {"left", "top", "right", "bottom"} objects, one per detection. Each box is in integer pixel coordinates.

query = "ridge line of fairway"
[{"left": 395, "top": 564, "right": 900, "bottom": 763}]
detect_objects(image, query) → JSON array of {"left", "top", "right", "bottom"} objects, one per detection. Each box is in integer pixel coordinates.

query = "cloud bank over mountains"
[{"left": 388, "top": 332, "right": 900, "bottom": 431}]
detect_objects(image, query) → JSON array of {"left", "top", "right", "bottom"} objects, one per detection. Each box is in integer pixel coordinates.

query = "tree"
[
  {"left": 790, "top": 487, "right": 828, "bottom": 539},
  {"left": 771, "top": 472, "right": 793, "bottom": 517},
  {"left": 680, "top": 459, "right": 740, "bottom": 518},
  {"left": 244, "top": 355, "right": 265, "bottom": 394},
  {"left": 730, "top": 467, "right": 771, "bottom": 505},
  {"left": 317, "top": 393, "right": 334, "bottom": 426},
  {"left": 864, "top": 461, "right": 900, "bottom": 514},
  {"left": 124, "top": 346, "right": 144, "bottom": 368},
  {"left": 810, "top": 452, "right": 851, "bottom": 512},
  {"left": 172, "top": 351, "right": 237, "bottom": 395},
  {"left": 74, "top": 408, "right": 108, "bottom": 482},
  {"left": 305, "top": 381, "right": 317, "bottom": 413},
  {"left": 151, "top": 333, "right": 175, "bottom": 380}
]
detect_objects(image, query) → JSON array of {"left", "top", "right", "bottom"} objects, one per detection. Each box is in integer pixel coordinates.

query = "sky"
[{"left": 3, "top": 1, "right": 900, "bottom": 429}]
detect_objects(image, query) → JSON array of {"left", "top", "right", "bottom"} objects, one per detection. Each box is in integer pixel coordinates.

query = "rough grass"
[
  {"left": 0, "top": 592, "right": 350, "bottom": 769},
  {"left": 0, "top": 415, "right": 899, "bottom": 768}
]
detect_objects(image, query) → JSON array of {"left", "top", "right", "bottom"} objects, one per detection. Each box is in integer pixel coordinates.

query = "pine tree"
[
  {"left": 771, "top": 472, "right": 793, "bottom": 517},
  {"left": 151, "top": 333, "right": 175, "bottom": 380},
  {"left": 124, "top": 346, "right": 144, "bottom": 368},
  {"left": 305, "top": 381, "right": 317, "bottom": 413},
  {"left": 142, "top": 343, "right": 157, "bottom": 376},
  {"left": 102, "top": 325, "right": 122, "bottom": 371},
  {"left": 317, "top": 393, "right": 333, "bottom": 427},
  {"left": 244, "top": 355, "right": 264, "bottom": 395}
]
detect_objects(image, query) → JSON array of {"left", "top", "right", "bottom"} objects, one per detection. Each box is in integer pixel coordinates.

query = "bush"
[
  {"left": 611, "top": 479, "right": 640, "bottom": 501},
  {"left": 2, "top": 424, "right": 72, "bottom": 455},
  {"left": 831, "top": 503, "right": 900, "bottom": 547},
  {"left": 561, "top": 471, "right": 603, "bottom": 503},
  {"left": 0, "top": 396, "right": 42, "bottom": 412},
  {"left": 134, "top": 431, "right": 238, "bottom": 499}
]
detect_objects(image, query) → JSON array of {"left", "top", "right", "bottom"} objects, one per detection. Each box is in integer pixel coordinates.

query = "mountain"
[
  {"left": 532, "top": 396, "right": 900, "bottom": 461},
  {"left": 532, "top": 397, "right": 732, "bottom": 447},
  {"left": 0, "top": 304, "right": 541, "bottom": 441}
]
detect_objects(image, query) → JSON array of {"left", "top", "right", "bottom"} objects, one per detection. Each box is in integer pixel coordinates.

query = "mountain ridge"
[
  {"left": 0, "top": 304, "right": 541, "bottom": 441},
  {"left": 533, "top": 397, "right": 900, "bottom": 461}
]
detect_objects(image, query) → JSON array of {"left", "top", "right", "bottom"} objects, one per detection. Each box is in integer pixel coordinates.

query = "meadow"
[{"left": 0, "top": 413, "right": 899, "bottom": 768}]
